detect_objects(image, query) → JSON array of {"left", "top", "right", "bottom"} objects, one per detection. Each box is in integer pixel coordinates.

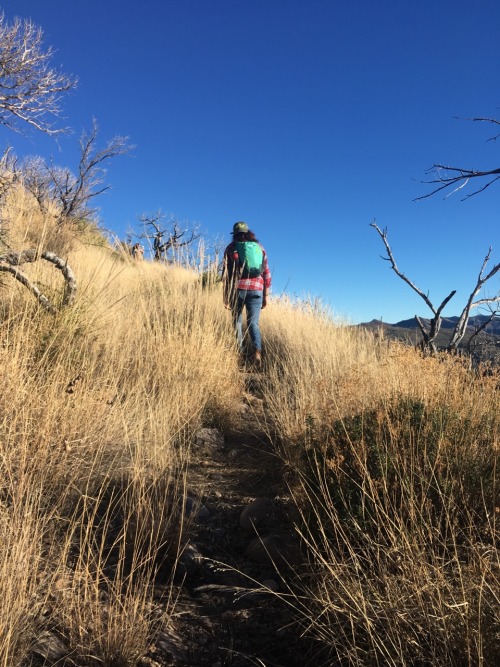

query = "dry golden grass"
[
  {"left": 0, "top": 192, "right": 241, "bottom": 665},
  {"left": 1, "top": 185, "right": 498, "bottom": 665},
  {"left": 260, "top": 298, "right": 500, "bottom": 666},
  {"left": 1, "top": 182, "right": 94, "bottom": 256}
]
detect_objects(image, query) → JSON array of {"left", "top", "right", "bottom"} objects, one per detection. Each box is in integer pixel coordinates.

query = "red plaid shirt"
[{"left": 223, "top": 241, "right": 272, "bottom": 292}]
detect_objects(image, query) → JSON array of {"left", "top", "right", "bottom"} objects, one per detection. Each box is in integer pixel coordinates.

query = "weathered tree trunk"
[{"left": 0, "top": 248, "right": 76, "bottom": 311}]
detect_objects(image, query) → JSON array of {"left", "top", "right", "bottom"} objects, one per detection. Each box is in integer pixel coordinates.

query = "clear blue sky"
[{"left": 2, "top": 0, "right": 499, "bottom": 323}]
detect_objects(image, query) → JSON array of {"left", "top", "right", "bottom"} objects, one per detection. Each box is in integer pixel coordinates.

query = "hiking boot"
[{"left": 253, "top": 349, "right": 262, "bottom": 368}]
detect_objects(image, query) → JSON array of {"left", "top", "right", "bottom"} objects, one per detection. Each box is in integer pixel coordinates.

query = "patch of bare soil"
[{"left": 148, "top": 372, "right": 313, "bottom": 667}]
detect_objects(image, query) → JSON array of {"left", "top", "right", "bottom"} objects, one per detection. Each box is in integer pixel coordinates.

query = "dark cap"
[{"left": 232, "top": 221, "right": 248, "bottom": 234}]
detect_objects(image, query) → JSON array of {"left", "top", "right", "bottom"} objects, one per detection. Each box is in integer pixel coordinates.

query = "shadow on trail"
[{"left": 170, "top": 371, "right": 314, "bottom": 667}]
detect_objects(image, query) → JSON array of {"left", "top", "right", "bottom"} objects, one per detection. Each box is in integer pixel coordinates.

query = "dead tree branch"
[
  {"left": 0, "top": 248, "right": 76, "bottom": 311},
  {"left": 0, "top": 147, "right": 18, "bottom": 201},
  {"left": 138, "top": 211, "right": 200, "bottom": 261},
  {"left": 21, "top": 119, "right": 131, "bottom": 225},
  {"left": 447, "top": 247, "right": 500, "bottom": 351},
  {"left": 415, "top": 166, "right": 500, "bottom": 201},
  {"left": 415, "top": 116, "right": 500, "bottom": 200},
  {"left": 370, "top": 221, "right": 455, "bottom": 351},
  {"left": 453, "top": 116, "right": 500, "bottom": 142},
  {"left": 0, "top": 13, "right": 76, "bottom": 135},
  {"left": 0, "top": 262, "right": 55, "bottom": 311},
  {"left": 371, "top": 223, "right": 500, "bottom": 354},
  {"left": 466, "top": 307, "right": 500, "bottom": 357}
]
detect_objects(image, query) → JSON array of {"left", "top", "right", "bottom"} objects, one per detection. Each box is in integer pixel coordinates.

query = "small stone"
[
  {"left": 240, "top": 497, "right": 282, "bottom": 535},
  {"left": 185, "top": 496, "right": 196, "bottom": 516},
  {"left": 246, "top": 395, "right": 264, "bottom": 409},
  {"left": 138, "top": 659, "right": 162, "bottom": 667},
  {"left": 245, "top": 533, "right": 301, "bottom": 567},
  {"left": 195, "top": 427, "right": 225, "bottom": 451},
  {"left": 212, "top": 527, "right": 226, "bottom": 538},
  {"left": 156, "top": 631, "right": 183, "bottom": 661},
  {"left": 262, "top": 578, "right": 280, "bottom": 592},
  {"left": 31, "top": 631, "right": 67, "bottom": 661},
  {"left": 196, "top": 505, "right": 210, "bottom": 522},
  {"left": 178, "top": 542, "right": 204, "bottom": 577},
  {"left": 54, "top": 573, "right": 71, "bottom": 591}
]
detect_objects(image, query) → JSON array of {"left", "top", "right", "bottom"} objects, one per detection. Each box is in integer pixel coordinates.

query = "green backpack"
[{"left": 233, "top": 241, "right": 264, "bottom": 278}]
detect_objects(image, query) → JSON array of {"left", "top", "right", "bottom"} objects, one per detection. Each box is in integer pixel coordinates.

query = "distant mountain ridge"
[
  {"left": 360, "top": 314, "right": 500, "bottom": 361},
  {"left": 391, "top": 314, "right": 500, "bottom": 335}
]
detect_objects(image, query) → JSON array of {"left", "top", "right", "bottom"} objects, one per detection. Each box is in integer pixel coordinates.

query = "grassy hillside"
[{"left": 1, "top": 188, "right": 498, "bottom": 666}]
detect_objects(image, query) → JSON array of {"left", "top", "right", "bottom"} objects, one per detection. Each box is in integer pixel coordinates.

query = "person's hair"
[{"left": 233, "top": 230, "right": 259, "bottom": 243}]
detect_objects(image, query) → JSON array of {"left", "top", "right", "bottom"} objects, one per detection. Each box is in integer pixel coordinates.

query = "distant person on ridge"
[
  {"left": 131, "top": 242, "right": 144, "bottom": 260},
  {"left": 222, "top": 222, "right": 271, "bottom": 367}
]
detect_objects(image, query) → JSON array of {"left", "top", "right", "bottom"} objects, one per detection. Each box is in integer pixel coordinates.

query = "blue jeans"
[{"left": 233, "top": 290, "right": 263, "bottom": 352}]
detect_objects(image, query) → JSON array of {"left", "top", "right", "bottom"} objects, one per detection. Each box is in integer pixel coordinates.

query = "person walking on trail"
[{"left": 223, "top": 222, "right": 271, "bottom": 367}]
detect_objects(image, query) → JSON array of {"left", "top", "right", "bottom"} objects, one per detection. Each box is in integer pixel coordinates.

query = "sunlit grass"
[
  {"left": 0, "top": 189, "right": 240, "bottom": 664},
  {"left": 1, "top": 184, "right": 498, "bottom": 665},
  {"left": 260, "top": 298, "right": 500, "bottom": 666}
]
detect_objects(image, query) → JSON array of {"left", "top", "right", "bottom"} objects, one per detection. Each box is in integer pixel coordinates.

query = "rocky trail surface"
[
  {"left": 30, "top": 373, "right": 315, "bottom": 667},
  {"left": 144, "top": 372, "right": 312, "bottom": 667}
]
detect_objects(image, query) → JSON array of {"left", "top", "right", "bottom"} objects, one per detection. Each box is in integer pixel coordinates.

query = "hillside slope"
[{"left": 1, "top": 190, "right": 498, "bottom": 665}]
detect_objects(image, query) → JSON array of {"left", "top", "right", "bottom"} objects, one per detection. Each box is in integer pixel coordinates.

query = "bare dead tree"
[
  {"left": 447, "top": 247, "right": 500, "bottom": 350},
  {"left": 416, "top": 117, "right": 500, "bottom": 201},
  {"left": 21, "top": 119, "right": 131, "bottom": 225},
  {"left": 0, "top": 248, "right": 77, "bottom": 311},
  {"left": 371, "top": 222, "right": 500, "bottom": 353},
  {"left": 0, "top": 147, "right": 19, "bottom": 200},
  {"left": 0, "top": 149, "right": 18, "bottom": 247},
  {"left": 371, "top": 222, "right": 454, "bottom": 352},
  {"left": 466, "top": 305, "right": 500, "bottom": 357},
  {"left": 0, "top": 13, "right": 76, "bottom": 135},
  {"left": 17, "top": 155, "right": 50, "bottom": 211},
  {"left": 138, "top": 210, "right": 200, "bottom": 261}
]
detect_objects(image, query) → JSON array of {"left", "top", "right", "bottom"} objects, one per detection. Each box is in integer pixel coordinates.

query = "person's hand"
[{"left": 261, "top": 295, "right": 267, "bottom": 309}]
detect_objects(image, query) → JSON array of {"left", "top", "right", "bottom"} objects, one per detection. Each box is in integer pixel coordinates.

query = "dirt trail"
[{"left": 151, "top": 372, "right": 312, "bottom": 667}]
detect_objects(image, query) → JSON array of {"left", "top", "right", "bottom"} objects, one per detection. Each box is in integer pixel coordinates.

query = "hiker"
[
  {"left": 222, "top": 222, "right": 271, "bottom": 366},
  {"left": 153, "top": 233, "right": 163, "bottom": 261},
  {"left": 131, "top": 242, "right": 144, "bottom": 260}
]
